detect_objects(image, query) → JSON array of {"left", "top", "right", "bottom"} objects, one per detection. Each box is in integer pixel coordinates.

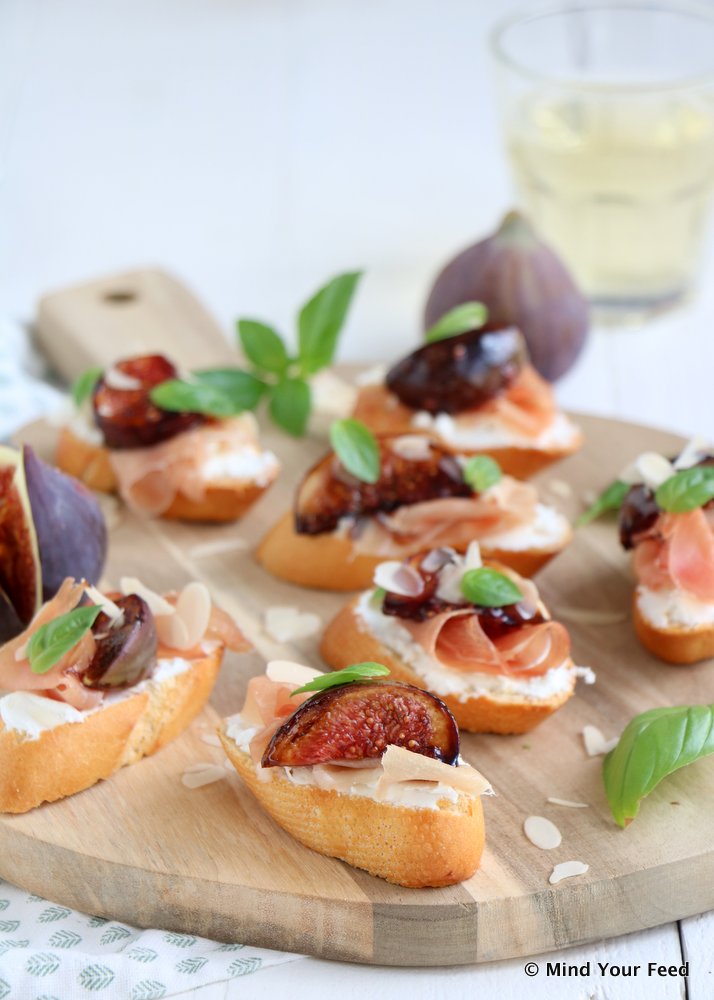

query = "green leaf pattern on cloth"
[{"left": 0, "top": 877, "right": 301, "bottom": 998}]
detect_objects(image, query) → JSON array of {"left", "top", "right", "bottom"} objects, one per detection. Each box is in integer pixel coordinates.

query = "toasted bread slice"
[
  {"left": 56, "top": 427, "right": 273, "bottom": 523},
  {"left": 632, "top": 592, "right": 714, "bottom": 665},
  {"left": 219, "top": 724, "right": 485, "bottom": 888},
  {"left": 0, "top": 646, "right": 223, "bottom": 813},
  {"left": 320, "top": 601, "right": 575, "bottom": 734}
]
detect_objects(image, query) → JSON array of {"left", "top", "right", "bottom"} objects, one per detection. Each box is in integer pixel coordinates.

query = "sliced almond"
[
  {"left": 524, "top": 815, "right": 562, "bottom": 850},
  {"left": 674, "top": 436, "right": 710, "bottom": 470},
  {"left": 83, "top": 584, "right": 124, "bottom": 627},
  {"left": 390, "top": 435, "right": 433, "bottom": 461},
  {"left": 547, "top": 797, "right": 589, "bottom": 809},
  {"left": 181, "top": 763, "right": 227, "bottom": 789},
  {"left": 620, "top": 452, "right": 674, "bottom": 489},
  {"left": 120, "top": 577, "right": 174, "bottom": 616},
  {"left": 265, "top": 660, "right": 322, "bottom": 686},
  {"left": 582, "top": 724, "right": 619, "bottom": 757},
  {"left": 549, "top": 860, "right": 589, "bottom": 884},
  {"left": 375, "top": 745, "right": 492, "bottom": 799},
  {"left": 373, "top": 561, "right": 424, "bottom": 597},
  {"left": 547, "top": 479, "right": 572, "bottom": 499},
  {"left": 264, "top": 606, "right": 322, "bottom": 642},
  {"left": 104, "top": 367, "right": 142, "bottom": 391}
]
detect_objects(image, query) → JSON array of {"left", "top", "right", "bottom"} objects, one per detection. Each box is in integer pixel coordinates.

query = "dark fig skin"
[
  {"left": 424, "top": 211, "right": 589, "bottom": 382},
  {"left": 386, "top": 327, "right": 526, "bottom": 414},
  {"left": 82, "top": 594, "right": 157, "bottom": 689},
  {"left": 262, "top": 680, "right": 460, "bottom": 768},
  {"left": 93, "top": 354, "right": 205, "bottom": 450},
  {"left": 619, "top": 484, "right": 660, "bottom": 551},
  {"left": 22, "top": 446, "right": 107, "bottom": 602},
  {"left": 0, "top": 586, "right": 23, "bottom": 644}
]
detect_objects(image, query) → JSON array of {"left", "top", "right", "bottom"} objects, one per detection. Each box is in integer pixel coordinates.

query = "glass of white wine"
[{"left": 491, "top": 1, "right": 714, "bottom": 320}]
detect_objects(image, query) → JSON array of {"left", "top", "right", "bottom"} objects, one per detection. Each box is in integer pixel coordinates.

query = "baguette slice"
[
  {"left": 632, "top": 591, "right": 714, "bottom": 665},
  {"left": 353, "top": 385, "right": 582, "bottom": 479},
  {"left": 56, "top": 426, "right": 271, "bottom": 523},
  {"left": 256, "top": 510, "right": 569, "bottom": 590},
  {"left": 219, "top": 725, "right": 485, "bottom": 888},
  {"left": 0, "top": 645, "right": 222, "bottom": 813},
  {"left": 321, "top": 600, "right": 575, "bottom": 734}
]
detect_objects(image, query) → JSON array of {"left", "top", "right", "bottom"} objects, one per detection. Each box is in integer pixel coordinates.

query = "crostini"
[
  {"left": 256, "top": 432, "right": 571, "bottom": 589},
  {"left": 352, "top": 328, "right": 582, "bottom": 477},
  {"left": 613, "top": 442, "right": 714, "bottom": 664},
  {"left": 0, "top": 576, "right": 249, "bottom": 812},
  {"left": 54, "top": 354, "right": 280, "bottom": 522},
  {"left": 321, "top": 542, "right": 589, "bottom": 734},
  {"left": 219, "top": 660, "right": 491, "bottom": 887}
]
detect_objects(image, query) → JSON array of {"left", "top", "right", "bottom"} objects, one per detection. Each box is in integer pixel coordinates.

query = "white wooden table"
[{"left": 1, "top": 0, "right": 713, "bottom": 995}]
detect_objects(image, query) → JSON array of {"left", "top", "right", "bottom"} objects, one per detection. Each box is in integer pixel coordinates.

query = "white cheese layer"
[
  {"left": 636, "top": 585, "right": 714, "bottom": 630},
  {"left": 224, "top": 715, "right": 469, "bottom": 812},
  {"left": 480, "top": 503, "right": 569, "bottom": 553},
  {"left": 200, "top": 447, "right": 279, "bottom": 486},
  {"left": 355, "top": 591, "right": 575, "bottom": 702},
  {"left": 412, "top": 410, "right": 579, "bottom": 452},
  {"left": 49, "top": 400, "right": 103, "bottom": 445}
]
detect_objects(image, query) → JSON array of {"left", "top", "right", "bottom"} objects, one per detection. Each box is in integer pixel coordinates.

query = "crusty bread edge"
[
  {"left": 219, "top": 724, "right": 485, "bottom": 888},
  {"left": 632, "top": 591, "right": 714, "bottom": 665},
  {"left": 0, "top": 646, "right": 223, "bottom": 813},
  {"left": 320, "top": 600, "right": 575, "bottom": 734},
  {"left": 56, "top": 427, "right": 273, "bottom": 523}
]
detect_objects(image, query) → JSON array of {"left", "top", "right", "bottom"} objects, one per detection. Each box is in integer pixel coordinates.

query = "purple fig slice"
[
  {"left": 0, "top": 446, "right": 41, "bottom": 626},
  {"left": 262, "top": 681, "right": 459, "bottom": 768},
  {"left": 386, "top": 327, "right": 526, "bottom": 414},
  {"left": 22, "top": 445, "right": 107, "bottom": 601},
  {"left": 82, "top": 594, "right": 157, "bottom": 689},
  {"left": 0, "top": 584, "right": 24, "bottom": 644}
]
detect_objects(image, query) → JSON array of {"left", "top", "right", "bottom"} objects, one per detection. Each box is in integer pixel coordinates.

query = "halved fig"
[
  {"left": 295, "top": 435, "right": 470, "bottom": 534},
  {"left": 0, "top": 447, "right": 41, "bottom": 626},
  {"left": 92, "top": 354, "right": 205, "bottom": 449},
  {"left": 23, "top": 446, "right": 107, "bottom": 600},
  {"left": 619, "top": 484, "right": 660, "bottom": 551},
  {"left": 386, "top": 327, "right": 526, "bottom": 414},
  {"left": 0, "top": 585, "right": 24, "bottom": 644},
  {"left": 82, "top": 594, "right": 157, "bottom": 689},
  {"left": 262, "top": 680, "right": 459, "bottom": 767}
]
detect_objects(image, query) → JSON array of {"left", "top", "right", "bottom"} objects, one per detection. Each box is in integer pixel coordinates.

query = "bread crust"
[
  {"left": 0, "top": 647, "right": 223, "bottom": 813},
  {"left": 632, "top": 594, "right": 714, "bottom": 665},
  {"left": 256, "top": 511, "right": 566, "bottom": 590},
  {"left": 56, "top": 427, "right": 271, "bottom": 523},
  {"left": 352, "top": 385, "right": 582, "bottom": 478},
  {"left": 219, "top": 727, "right": 485, "bottom": 888},
  {"left": 320, "top": 601, "right": 575, "bottom": 734}
]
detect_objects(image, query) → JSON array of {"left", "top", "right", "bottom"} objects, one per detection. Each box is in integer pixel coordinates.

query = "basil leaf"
[
  {"left": 460, "top": 567, "right": 522, "bottom": 607},
  {"left": 150, "top": 379, "right": 242, "bottom": 418},
  {"left": 27, "top": 604, "right": 102, "bottom": 675},
  {"left": 603, "top": 705, "right": 714, "bottom": 828},
  {"left": 291, "top": 661, "right": 390, "bottom": 696},
  {"left": 193, "top": 368, "right": 266, "bottom": 411},
  {"left": 424, "top": 302, "right": 488, "bottom": 343},
  {"left": 72, "top": 366, "right": 103, "bottom": 407},
  {"left": 655, "top": 467, "right": 714, "bottom": 513},
  {"left": 576, "top": 479, "right": 629, "bottom": 527},
  {"left": 462, "top": 455, "right": 502, "bottom": 493},
  {"left": 330, "top": 418, "right": 380, "bottom": 484},
  {"left": 298, "top": 271, "right": 362, "bottom": 375},
  {"left": 237, "top": 320, "right": 289, "bottom": 375},
  {"left": 269, "top": 377, "right": 311, "bottom": 436}
]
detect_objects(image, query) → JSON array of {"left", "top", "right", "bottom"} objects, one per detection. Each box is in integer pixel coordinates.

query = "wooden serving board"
[{"left": 2, "top": 414, "right": 714, "bottom": 966}]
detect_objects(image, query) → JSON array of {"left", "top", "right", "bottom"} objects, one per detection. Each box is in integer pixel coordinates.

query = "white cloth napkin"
[{"left": 0, "top": 321, "right": 64, "bottom": 440}]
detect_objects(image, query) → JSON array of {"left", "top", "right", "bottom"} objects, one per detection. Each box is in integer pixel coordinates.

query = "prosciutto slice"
[
  {"left": 402, "top": 608, "right": 570, "bottom": 677},
  {"left": 634, "top": 509, "right": 714, "bottom": 602},
  {"left": 478, "top": 365, "right": 557, "bottom": 438}
]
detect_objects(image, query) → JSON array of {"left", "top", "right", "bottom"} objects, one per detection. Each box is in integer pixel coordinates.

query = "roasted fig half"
[
  {"left": 262, "top": 680, "right": 460, "bottom": 767},
  {"left": 386, "top": 327, "right": 526, "bottom": 414},
  {"left": 618, "top": 484, "right": 660, "bottom": 551},
  {"left": 93, "top": 354, "right": 205, "bottom": 449},
  {"left": 295, "top": 435, "right": 470, "bottom": 534},
  {"left": 0, "top": 446, "right": 42, "bottom": 627},
  {"left": 82, "top": 594, "right": 158, "bottom": 689}
]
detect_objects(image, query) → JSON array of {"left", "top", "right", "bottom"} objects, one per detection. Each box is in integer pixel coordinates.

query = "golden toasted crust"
[
  {"left": 320, "top": 601, "right": 575, "bottom": 734},
  {"left": 0, "top": 647, "right": 223, "bottom": 813},
  {"left": 256, "top": 511, "right": 566, "bottom": 590},
  {"left": 632, "top": 594, "right": 714, "bottom": 665},
  {"left": 352, "top": 385, "right": 582, "bottom": 478},
  {"left": 56, "top": 427, "right": 271, "bottom": 523},
  {"left": 219, "top": 727, "right": 485, "bottom": 888}
]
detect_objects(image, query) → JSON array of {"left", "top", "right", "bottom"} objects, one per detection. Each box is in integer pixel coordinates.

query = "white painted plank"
[{"left": 680, "top": 910, "right": 714, "bottom": 1000}]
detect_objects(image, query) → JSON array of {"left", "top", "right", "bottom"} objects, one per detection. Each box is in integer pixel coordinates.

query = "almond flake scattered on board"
[
  {"left": 524, "top": 816, "right": 562, "bottom": 850},
  {"left": 549, "top": 861, "right": 589, "bottom": 885},
  {"left": 189, "top": 538, "right": 248, "bottom": 559},
  {"left": 582, "top": 725, "right": 619, "bottom": 757},
  {"left": 547, "top": 479, "right": 572, "bottom": 499},
  {"left": 547, "top": 797, "right": 589, "bottom": 809},
  {"left": 181, "top": 763, "right": 227, "bottom": 789},
  {"left": 200, "top": 732, "right": 222, "bottom": 748},
  {"left": 264, "top": 606, "right": 322, "bottom": 643}
]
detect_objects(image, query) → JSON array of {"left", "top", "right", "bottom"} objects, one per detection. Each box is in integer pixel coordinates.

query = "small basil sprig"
[
  {"left": 26, "top": 605, "right": 102, "bottom": 675},
  {"left": 424, "top": 302, "right": 489, "bottom": 343},
  {"left": 291, "top": 662, "right": 390, "bottom": 696},
  {"left": 462, "top": 455, "right": 502, "bottom": 493},
  {"left": 655, "top": 467, "right": 714, "bottom": 513},
  {"left": 151, "top": 369, "right": 265, "bottom": 418},
  {"left": 460, "top": 567, "right": 522, "bottom": 607},
  {"left": 603, "top": 705, "right": 714, "bottom": 828},
  {"left": 330, "top": 418, "right": 380, "bottom": 484},
  {"left": 576, "top": 480, "right": 629, "bottom": 527},
  {"left": 72, "top": 367, "right": 103, "bottom": 407}
]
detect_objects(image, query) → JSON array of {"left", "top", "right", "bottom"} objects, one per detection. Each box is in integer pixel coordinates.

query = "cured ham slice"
[
  {"left": 635, "top": 509, "right": 714, "bottom": 602},
  {"left": 375, "top": 744, "right": 491, "bottom": 798},
  {"left": 479, "top": 366, "right": 556, "bottom": 438},
  {"left": 240, "top": 675, "right": 313, "bottom": 763}
]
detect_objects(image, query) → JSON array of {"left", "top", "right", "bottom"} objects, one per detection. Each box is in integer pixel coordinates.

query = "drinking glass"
[{"left": 491, "top": 1, "right": 714, "bottom": 319}]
